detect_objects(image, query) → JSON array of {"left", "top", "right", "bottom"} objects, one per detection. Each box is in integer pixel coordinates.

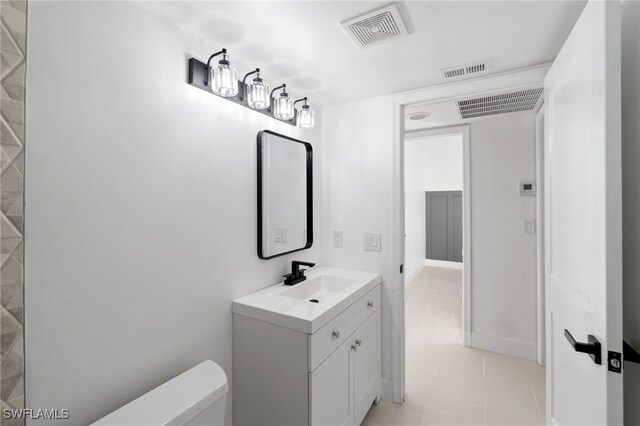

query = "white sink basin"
[
  {"left": 232, "top": 267, "right": 381, "bottom": 333},
  {"left": 279, "top": 275, "right": 357, "bottom": 301}
]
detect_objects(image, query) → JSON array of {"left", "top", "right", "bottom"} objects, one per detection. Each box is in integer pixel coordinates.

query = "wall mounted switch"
[
  {"left": 333, "top": 231, "right": 343, "bottom": 248},
  {"left": 523, "top": 219, "right": 536, "bottom": 235},
  {"left": 519, "top": 182, "right": 537, "bottom": 196},
  {"left": 364, "top": 232, "right": 382, "bottom": 251},
  {"left": 275, "top": 227, "right": 288, "bottom": 243}
]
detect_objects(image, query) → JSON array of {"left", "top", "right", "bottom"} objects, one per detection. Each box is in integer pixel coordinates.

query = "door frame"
[
  {"left": 405, "top": 126, "right": 472, "bottom": 350},
  {"left": 535, "top": 106, "right": 546, "bottom": 366},
  {"left": 390, "top": 64, "right": 551, "bottom": 403}
]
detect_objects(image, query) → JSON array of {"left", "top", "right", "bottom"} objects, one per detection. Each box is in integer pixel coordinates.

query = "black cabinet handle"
[
  {"left": 624, "top": 340, "right": 640, "bottom": 364},
  {"left": 564, "top": 329, "right": 602, "bottom": 365}
]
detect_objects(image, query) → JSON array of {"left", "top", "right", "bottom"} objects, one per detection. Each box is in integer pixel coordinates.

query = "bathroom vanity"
[{"left": 232, "top": 267, "right": 382, "bottom": 426}]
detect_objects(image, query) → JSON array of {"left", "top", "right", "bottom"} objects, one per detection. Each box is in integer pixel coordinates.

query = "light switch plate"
[
  {"left": 364, "top": 232, "right": 382, "bottom": 251},
  {"left": 275, "top": 227, "right": 288, "bottom": 243},
  {"left": 333, "top": 231, "right": 343, "bottom": 248},
  {"left": 523, "top": 219, "right": 536, "bottom": 235}
]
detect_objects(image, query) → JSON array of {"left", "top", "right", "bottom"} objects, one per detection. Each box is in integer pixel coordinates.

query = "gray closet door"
[{"left": 425, "top": 191, "right": 463, "bottom": 262}]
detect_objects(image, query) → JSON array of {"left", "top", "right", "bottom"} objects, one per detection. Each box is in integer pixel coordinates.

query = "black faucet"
[{"left": 283, "top": 261, "right": 316, "bottom": 286}]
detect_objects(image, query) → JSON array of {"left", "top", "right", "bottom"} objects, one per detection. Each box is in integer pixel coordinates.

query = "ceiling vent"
[
  {"left": 456, "top": 87, "right": 544, "bottom": 119},
  {"left": 341, "top": 4, "right": 408, "bottom": 48},
  {"left": 440, "top": 60, "right": 493, "bottom": 80}
]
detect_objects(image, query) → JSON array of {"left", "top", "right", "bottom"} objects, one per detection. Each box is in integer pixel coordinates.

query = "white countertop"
[{"left": 232, "top": 266, "right": 382, "bottom": 334}]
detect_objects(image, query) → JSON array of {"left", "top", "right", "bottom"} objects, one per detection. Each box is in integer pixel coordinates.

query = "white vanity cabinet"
[
  {"left": 233, "top": 283, "right": 381, "bottom": 426},
  {"left": 310, "top": 308, "right": 380, "bottom": 426}
]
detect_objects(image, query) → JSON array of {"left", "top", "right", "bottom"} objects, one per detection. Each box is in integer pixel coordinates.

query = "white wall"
[
  {"left": 622, "top": 0, "right": 640, "bottom": 423},
  {"left": 404, "top": 142, "right": 426, "bottom": 285},
  {"left": 416, "top": 136, "right": 464, "bottom": 192},
  {"left": 321, "top": 96, "right": 395, "bottom": 384},
  {"left": 469, "top": 115, "right": 537, "bottom": 358},
  {"left": 404, "top": 135, "right": 463, "bottom": 283},
  {"left": 25, "top": 2, "right": 322, "bottom": 425}
]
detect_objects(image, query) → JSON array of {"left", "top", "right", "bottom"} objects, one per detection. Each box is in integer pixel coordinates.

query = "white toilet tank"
[{"left": 92, "top": 360, "right": 228, "bottom": 426}]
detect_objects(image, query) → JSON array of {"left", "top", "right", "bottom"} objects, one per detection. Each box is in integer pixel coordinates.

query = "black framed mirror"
[{"left": 257, "top": 130, "right": 313, "bottom": 259}]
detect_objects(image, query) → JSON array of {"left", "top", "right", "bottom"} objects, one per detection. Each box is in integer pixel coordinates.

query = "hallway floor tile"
[{"left": 362, "top": 265, "right": 545, "bottom": 426}]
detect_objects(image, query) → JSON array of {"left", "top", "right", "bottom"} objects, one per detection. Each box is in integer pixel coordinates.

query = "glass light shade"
[
  {"left": 211, "top": 59, "right": 238, "bottom": 98},
  {"left": 247, "top": 78, "right": 270, "bottom": 110},
  {"left": 297, "top": 105, "right": 315, "bottom": 129},
  {"left": 273, "top": 93, "right": 294, "bottom": 120}
]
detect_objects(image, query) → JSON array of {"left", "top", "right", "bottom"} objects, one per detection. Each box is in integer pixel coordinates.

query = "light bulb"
[
  {"left": 297, "top": 105, "right": 315, "bottom": 129},
  {"left": 211, "top": 54, "right": 238, "bottom": 97},
  {"left": 247, "top": 76, "right": 270, "bottom": 110},
  {"left": 273, "top": 92, "right": 294, "bottom": 120}
]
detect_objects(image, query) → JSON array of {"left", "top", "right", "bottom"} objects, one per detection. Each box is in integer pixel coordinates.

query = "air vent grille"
[
  {"left": 342, "top": 4, "right": 408, "bottom": 48},
  {"left": 441, "top": 60, "right": 492, "bottom": 80},
  {"left": 457, "top": 87, "right": 544, "bottom": 119}
]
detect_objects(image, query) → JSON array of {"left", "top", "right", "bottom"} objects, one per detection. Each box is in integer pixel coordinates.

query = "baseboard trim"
[
  {"left": 405, "top": 265, "right": 425, "bottom": 288},
  {"left": 380, "top": 377, "right": 393, "bottom": 402},
  {"left": 470, "top": 332, "right": 537, "bottom": 361},
  {"left": 425, "top": 259, "right": 463, "bottom": 270}
]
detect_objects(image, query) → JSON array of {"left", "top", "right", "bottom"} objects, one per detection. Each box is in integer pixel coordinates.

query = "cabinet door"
[
  {"left": 354, "top": 310, "right": 381, "bottom": 425},
  {"left": 309, "top": 338, "right": 355, "bottom": 426},
  {"left": 425, "top": 191, "right": 463, "bottom": 262}
]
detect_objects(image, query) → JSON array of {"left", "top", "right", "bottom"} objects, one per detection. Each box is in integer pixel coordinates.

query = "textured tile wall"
[{"left": 0, "top": 0, "right": 26, "bottom": 424}]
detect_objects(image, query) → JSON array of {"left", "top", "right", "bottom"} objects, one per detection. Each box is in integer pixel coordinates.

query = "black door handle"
[
  {"left": 624, "top": 340, "right": 640, "bottom": 364},
  {"left": 564, "top": 329, "right": 601, "bottom": 365}
]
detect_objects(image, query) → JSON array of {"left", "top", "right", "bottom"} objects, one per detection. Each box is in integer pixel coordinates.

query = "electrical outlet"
[
  {"left": 275, "top": 227, "right": 287, "bottom": 243},
  {"left": 523, "top": 219, "right": 536, "bottom": 235},
  {"left": 364, "top": 232, "right": 382, "bottom": 251},
  {"left": 333, "top": 231, "right": 343, "bottom": 248}
]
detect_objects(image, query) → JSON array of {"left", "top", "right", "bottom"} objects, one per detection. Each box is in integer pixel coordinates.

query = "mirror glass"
[{"left": 257, "top": 130, "right": 313, "bottom": 259}]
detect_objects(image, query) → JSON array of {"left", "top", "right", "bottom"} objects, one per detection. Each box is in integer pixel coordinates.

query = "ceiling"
[
  {"left": 404, "top": 85, "right": 545, "bottom": 131},
  {"left": 138, "top": 1, "right": 586, "bottom": 107},
  {"left": 405, "top": 99, "right": 460, "bottom": 131}
]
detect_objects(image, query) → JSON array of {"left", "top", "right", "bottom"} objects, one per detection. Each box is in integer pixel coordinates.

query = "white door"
[
  {"left": 310, "top": 338, "right": 355, "bottom": 426},
  {"left": 544, "top": 1, "right": 623, "bottom": 424},
  {"left": 354, "top": 310, "right": 381, "bottom": 425}
]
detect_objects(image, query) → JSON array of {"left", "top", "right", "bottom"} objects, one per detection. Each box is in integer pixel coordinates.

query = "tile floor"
[{"left": 362, "top": 265, "right": 546, "bottom": 426}]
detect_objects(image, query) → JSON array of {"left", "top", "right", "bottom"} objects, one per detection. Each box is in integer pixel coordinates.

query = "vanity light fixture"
[
  {"left": 205, "top": 48, "right": 238, "bottom": 98},
  {"left": 242, "top": 68, "right": 270, "bottom": 110},
  {"left": 187, "top": 47, "right": 313, "bottom": 128},
  {"left": 271, "top": 85, "right": 295, "bottom": 121},
  {"left": 294, "top": 97, "right": 315, "bottom": 129}
]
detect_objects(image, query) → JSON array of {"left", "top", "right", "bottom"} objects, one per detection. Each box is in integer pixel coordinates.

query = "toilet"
[{"left": 92, "top": 360, "right": 228, "bottom": 426}]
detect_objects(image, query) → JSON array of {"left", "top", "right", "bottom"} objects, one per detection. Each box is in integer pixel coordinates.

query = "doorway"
[
  {"left": 386, "top": 67, "right": 550, "bottom": 408},
  {"left": 363, "top": 123, "right": 548, "bottom": 425},
  {"left": 404, "top": 130, "right": 466, "bottom": 364},
  {"left": 404, "top": 126, "right": 471, "bottom": 347}
]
